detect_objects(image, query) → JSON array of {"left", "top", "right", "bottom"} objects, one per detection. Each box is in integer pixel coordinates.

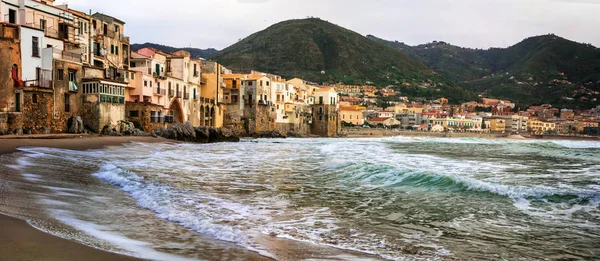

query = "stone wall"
[
  {"left": 99, "top": 102, "right": 126, "bottom": 132},
  {"left": 125, "top": 102, "right": 167, "bottom": 132},
  {"left": 80, "top": 95, "right": 101, "bottom": 132},
  {"left": 21, "top": 88, "right": 54, "bottom": 134},
  {"left": 51, "top": 60, "right": 84, "bottom": 133},
  {"left": 245, "top": 104, "right": 277, "bottom": 135},
  {"left": 311, "top": 104, "right": 339, "bottom": 137},
  {"left": 0, "top": 34, "right": 21, "bottom": 113}
]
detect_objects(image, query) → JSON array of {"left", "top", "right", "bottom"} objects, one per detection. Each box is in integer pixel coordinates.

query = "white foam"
[
  {"left": 52, "top": 210, "right": 197, "bottom": 261},
  {"left": 92, "top": 163, "right": 257, "bottom": 247},
  {"left": 22, "top": 173, "right": 42, "bottom": 182}
]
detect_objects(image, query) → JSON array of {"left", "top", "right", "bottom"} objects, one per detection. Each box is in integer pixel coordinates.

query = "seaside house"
[
  {"left": 200, "top": 60, "right": 225, "bottom": 128},
  {"left": 340, "top": 106, "right": 364, "bottom": 126},
  {"left": 527, "top": 119, "right": 556, "bottom": 134},
  {"left": 367, "top": 117, "right": 400, "bottom": 127},
  {"left": 311, "top": 87, "right": 339, "bottom": 137},
  {"left": 127, "top": 47, "right": 170, "bottom": 131},
  {"left": 577, "top": 120, "right": 598, "bottom": 133}
]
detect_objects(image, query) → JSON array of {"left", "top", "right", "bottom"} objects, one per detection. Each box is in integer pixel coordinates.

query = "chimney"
[{"left": 17, "top": 0, "right": 26, "bottom": 25}]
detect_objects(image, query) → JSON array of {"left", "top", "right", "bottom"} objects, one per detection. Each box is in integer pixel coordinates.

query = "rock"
[
  {"left": 153, "top": 124, "right": 239, "bottom": 143},
  {"left": 67, "top": 116, "right": 86, "bottom": 134},
  {"left": 119, "top": 120, "right": 136, "bottom": 135}
]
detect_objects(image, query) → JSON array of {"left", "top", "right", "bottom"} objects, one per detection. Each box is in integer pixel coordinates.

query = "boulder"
[
  {"left": 67, "top": 116, "right": 85, "bottom": 134},
  {"left": 154, "top": 124, "right": 240, "bottom": 143}
]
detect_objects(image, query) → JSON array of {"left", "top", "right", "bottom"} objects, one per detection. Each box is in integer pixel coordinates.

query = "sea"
[{"left": 0, "top": 136, "right": 599, "bottom": 260}]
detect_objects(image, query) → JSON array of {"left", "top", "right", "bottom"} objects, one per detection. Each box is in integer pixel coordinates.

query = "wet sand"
[
  {"left": 0, "top": 134, "right": 175, "bottom": 155},
  {"left": 0, "top": 135, "right": 172, "bottom": 261},
  {"left": 0, "top": 214, "right": 144, "bottom": 261}
]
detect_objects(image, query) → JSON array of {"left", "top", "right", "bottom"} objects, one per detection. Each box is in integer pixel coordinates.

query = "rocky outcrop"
[
  {"left": 153, "top": 123, "right": 240, "bottom": 143},
  {"left": 100, "top": 120, "right": 151, "bottom": 137},
  {"left": 67, "top": 116, "right": 86, "bottom": 134}
]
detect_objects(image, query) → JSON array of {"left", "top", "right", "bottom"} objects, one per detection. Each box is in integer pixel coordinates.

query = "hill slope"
[
  {"left": 213, "top": 19, "right": 440, "bottom": 85},
  {"left": 131, "top": 42, "right": 218, "bottom": 59},
  {"left": 370, "top": 34, "right": 600, "bottom": 108}
]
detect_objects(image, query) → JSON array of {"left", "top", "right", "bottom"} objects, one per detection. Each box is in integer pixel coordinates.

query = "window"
[
  {"left": 57, "top": 69, "right": 64, "bottom": 81},
  {"left": 32, "top": 37, "right": 40, "bottom": 57},
  {"left": 129, "top": 110, "right": 139, "bottom": 117},
  {"left": 266, "top": 81, "right": 270, "bottom": 86},
  {"left": 248, "top": 81, "right": 253, "bottom": 86},
  {"left": 8, "top": 9, "right": 16, "bottom": 24},
  {"left": 116, "top": 46, "right": 119, "bottom": 55},
  {"left": 40, "top": 19, "right": 46, "bottom": 31},
  {"left": 32, "top": 93, "right": 38, "bottom": 104},
  {"left": 150, "top": 81, "right": 153, "bottom": 87},
  {"left": 64, "top": 94, "right": 70, "bottom": 112},
  {"left": 319, "top": 96, "right": 323, "bottom": 105},
  {"left": 144, "top": 80, "right": 147, "bottom": 87},
  {"left": 68, "top": 70, "right": 77, "bottom": 83},
  {"left": 110, "top": 44, "right": 114, "bottom": 54}
]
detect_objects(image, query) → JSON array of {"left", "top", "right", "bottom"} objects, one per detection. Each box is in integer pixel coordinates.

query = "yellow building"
[
  {"left": 340, "top": 107, "right": 364, "bottom": 126},
  {"left": 527, "top": 120, "right": 556, "bottom": 134},
  {"left": 489, "top": 118, "right": 506, "bottom": 132},
  {"left": 200, "top": 61, "right": 226, "bottom": 128},
  {"left": 577, "top": 120, "right": 599, "bottom": 133}
]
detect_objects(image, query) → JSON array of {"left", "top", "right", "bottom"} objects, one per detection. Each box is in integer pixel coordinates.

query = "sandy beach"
[{"left": 0, "top": 135, "right": 172, "bottom": 261}]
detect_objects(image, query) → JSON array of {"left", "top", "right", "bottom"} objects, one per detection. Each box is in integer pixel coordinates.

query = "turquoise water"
[{"left": 2, "top": 137, "right": 599, "bottom": 260}]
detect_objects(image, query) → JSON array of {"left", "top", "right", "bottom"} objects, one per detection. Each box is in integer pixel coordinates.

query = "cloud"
[{"left": 64, "top": 0, "right": 600, "bottom": 50}]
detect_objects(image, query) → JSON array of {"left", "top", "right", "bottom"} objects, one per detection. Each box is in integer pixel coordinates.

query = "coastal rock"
[
  {"left": 153, "top": 124, "right": 240, "bottom": 143},
  {"left": 67, "top": 116, "right": 86, "bottom": 134},
  {"left": 119, "top": 120, "right": 136, "bottom": 135}
]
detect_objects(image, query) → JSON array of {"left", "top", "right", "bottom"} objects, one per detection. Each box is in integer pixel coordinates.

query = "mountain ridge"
[{"left": 131, "top": 42, "right": 219, "bottom": 59}]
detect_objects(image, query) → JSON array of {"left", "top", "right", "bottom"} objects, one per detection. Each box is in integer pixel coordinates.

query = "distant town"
[{"left": 0, "top": 0, "right": 599, "bottom": 138}]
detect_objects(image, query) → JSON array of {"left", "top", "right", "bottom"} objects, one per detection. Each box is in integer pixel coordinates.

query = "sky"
[{"left": 64, "top": 0, "right": 600, "bottom": 50}]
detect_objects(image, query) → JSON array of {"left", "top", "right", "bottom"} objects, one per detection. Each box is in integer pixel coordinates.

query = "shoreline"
[
  {"left": 0, "top": 214, "right": 145, "bottom": 261},
  {"left": 0, "top": 135, "right": 175, "bottom": 261},
  {"left": 341, "top": 128, "right": 600, "bottom": 141},
  {"left": 0, "top": 134, "right": 177, "bottom": 155}
]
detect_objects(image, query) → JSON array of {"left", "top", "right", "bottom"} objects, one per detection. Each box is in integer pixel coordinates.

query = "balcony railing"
[
  {"left": 53, "top": 48, "right": 82, "bottom": 63},
  {"left": 23, "top": 69, "right": 52, "bottom": 88},
  {"left": 184, "top": 93, "right": 189, "bottom": 99},
  {"left": 120, "top": 35, "right": 130, "bottom": 43},
  {"left": 168, "top": 89, "right": 174, "bottom": 97},
  {"left": 155, "top": 87, "right": 166, "bottom": 96},
  {"left": 200, "top": 97, "right": 215, "bottom": 104}
]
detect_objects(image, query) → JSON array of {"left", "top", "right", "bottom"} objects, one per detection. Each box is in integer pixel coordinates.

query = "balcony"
[
  {"left": 120, "top": 35, "right": 130, "bottom": 43},
  {"left": 53, "top": 48, "right": 82, "bottom": 63},
  {"left": 22, "top": 69, "right": 52, "bottom": 89},
  {"left": 201, "top": 97, "right": 215, "bottom": 104},
  {"left": 184, "top": 93, "right": 189, "bottom": 99},
  {"left": 176, "top": 92, "right": 182, "bottom": 98},
  {"left": 168, "top": 89, "right": 174, "bottom": 97},
  {"left": 155, "top": 87, "right": 166, "bottom": 96}
]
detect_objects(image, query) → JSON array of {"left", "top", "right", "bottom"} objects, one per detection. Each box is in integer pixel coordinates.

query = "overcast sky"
[{"left": 64, "top": 0, "right": 600, "bottom": 50}]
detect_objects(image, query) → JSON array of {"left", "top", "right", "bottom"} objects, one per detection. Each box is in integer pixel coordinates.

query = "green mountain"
[
  {"left": 211, "top": 18, "right": 478, "bottom": 102},
  {"left": 131, "top": 42, "right": 218, "bottom": 59},
  {"left": 370, "top": 34, "right": 600, "bottom": 108}
]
